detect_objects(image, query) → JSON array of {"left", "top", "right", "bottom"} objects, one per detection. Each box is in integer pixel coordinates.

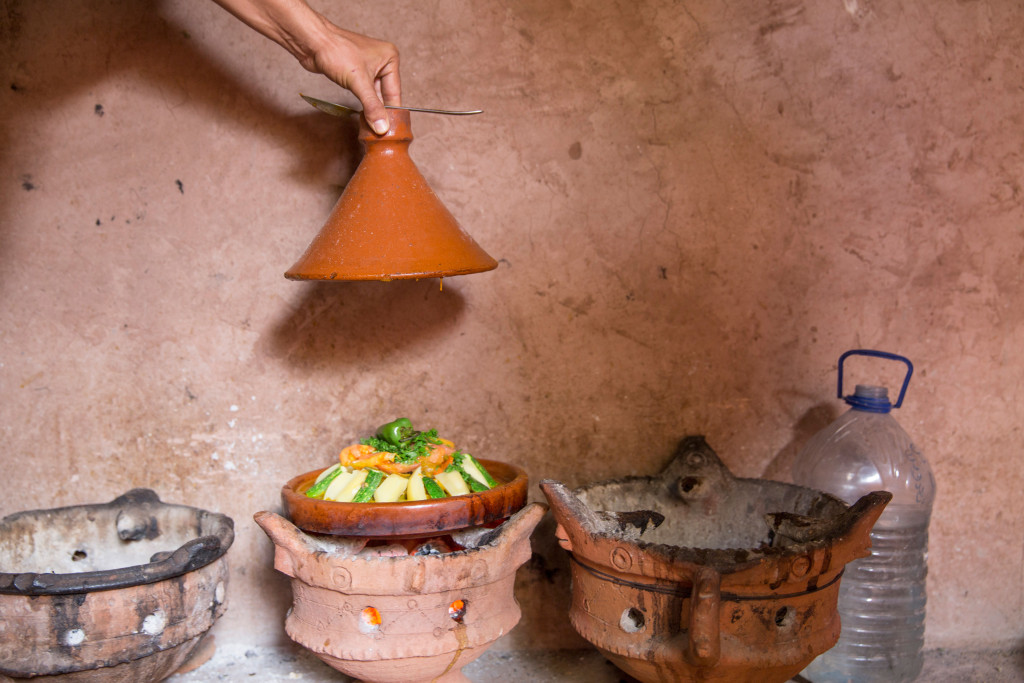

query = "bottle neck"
[{"left": 845, "top": 384, "right": 892, "bottom": 413}]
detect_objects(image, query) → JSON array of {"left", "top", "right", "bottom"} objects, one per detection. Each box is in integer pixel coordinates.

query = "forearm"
[
  {"left": 210, "top": 0, "right": 330, "bottom": 67},
  {"left": 210, "top": 0, "right": 401, "bottom": 133}
]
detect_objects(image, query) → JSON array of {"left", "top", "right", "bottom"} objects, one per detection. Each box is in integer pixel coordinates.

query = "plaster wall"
[{"left": 2, "top": 0, "right": 1023, "bottom": 653}]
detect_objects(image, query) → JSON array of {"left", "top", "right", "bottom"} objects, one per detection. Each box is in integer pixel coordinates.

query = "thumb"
[{"left": 351, "top": 83, "right": 390, "bottom": 135}]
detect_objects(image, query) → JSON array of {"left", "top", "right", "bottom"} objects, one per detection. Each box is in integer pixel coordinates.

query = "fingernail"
[{"left": 372, "top": 119, "right": 389, "bottom": 135}]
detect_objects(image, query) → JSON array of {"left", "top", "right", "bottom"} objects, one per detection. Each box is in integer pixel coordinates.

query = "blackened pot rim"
[{"left": 0, "top": 488, "right": 234, "bottom": 595}]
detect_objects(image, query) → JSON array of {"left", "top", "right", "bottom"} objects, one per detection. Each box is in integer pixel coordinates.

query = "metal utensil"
[{"left": 301, "top": 93, "right": 482, "bottom": 117}]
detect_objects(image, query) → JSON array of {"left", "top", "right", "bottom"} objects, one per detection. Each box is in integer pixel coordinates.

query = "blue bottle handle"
[{"left": 837, "top": 349, "right": 914, "bottom": 408}]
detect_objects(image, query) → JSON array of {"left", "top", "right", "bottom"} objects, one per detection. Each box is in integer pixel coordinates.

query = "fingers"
[
  {"left": 349, "top": 78, "right": 390, "bottom": 135},
  {"left": 361, "top": 48, "right": 400, "bottom": 134},
  {"left": 378, "top": 63, "right": 401, "bottom": 107},
  {"left": 313, "top": 28, "right": 400, "bottom": 135},
  {"left": 362, "top": 44, "right": 400, "bottom": 133}
]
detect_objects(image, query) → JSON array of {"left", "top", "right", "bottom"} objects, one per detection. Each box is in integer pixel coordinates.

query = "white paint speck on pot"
[
  {"left": 142, "top": 610, "right": 167, "bottom": 636},
  {"left": 63, "top": 629, "right": 85, "bottom": 646}
]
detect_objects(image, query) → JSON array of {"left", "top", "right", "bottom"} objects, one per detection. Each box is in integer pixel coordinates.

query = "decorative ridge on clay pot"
[
  {"left": 285, "top": 108, "right": 498, "bottom": 282},
  {"left": 540, "top": 435, "right": 891, "bottom": 683},
  {"left": 255, "top": 501, "right": 546, "bottom": 683},
  {"left": 0, "top": 488, "right": 234, "bottom": 681}
]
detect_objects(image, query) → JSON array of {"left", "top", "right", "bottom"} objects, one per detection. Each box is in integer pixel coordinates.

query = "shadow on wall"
[
  {"left": 263, "top": 280, "right": 467, "bottom": 370},
  {"left": 760, "top": 403, "right": 838, "bottom": 483},
  {"left": 0, "top": 0, "right": 360, "bottom": 261}
]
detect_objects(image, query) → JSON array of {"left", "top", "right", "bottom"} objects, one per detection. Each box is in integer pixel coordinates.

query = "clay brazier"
[
  {"left": 0, "top": 489, "right": 234, "bottom": 682},
  {"left": 256, "top": 502, "right": 545, "bottom": 683},
  {"left": 541, "top": 436, "right": 891, "bottom": 683}
]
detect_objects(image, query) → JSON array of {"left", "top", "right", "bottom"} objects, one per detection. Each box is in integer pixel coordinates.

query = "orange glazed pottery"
[
  {"left": 281, "top": 459, "right": 528, "bottom": 538},
  {"left": 255, "top": 502, "right": 545, "bottom": 683},
  {"left": 541, "top": 436, "right": 891, "bottom": 683},
  {"left": 286, "top": 109, "right": 498, "bottom": 281}
]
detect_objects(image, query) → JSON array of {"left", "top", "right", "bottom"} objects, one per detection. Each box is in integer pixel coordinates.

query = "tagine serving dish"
[{"left": 282, "top": 458, "right": 527, "bottom": 539}]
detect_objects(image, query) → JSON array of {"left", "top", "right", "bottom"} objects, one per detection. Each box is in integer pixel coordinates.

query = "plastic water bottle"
[{"left": 792, "top": 350, "right": 936, "bottom": 682}]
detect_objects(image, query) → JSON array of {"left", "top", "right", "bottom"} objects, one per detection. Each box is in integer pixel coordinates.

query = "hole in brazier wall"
[
  {"left": 620, "top": 607, "right": 646, "bottom": 633},
  {"left": 774, "top": 606, "right": 792, "bottom": 627},
  {"left": 359, "top": 607, "right": 382, "bottom": 634},
  {"left": 449, "top": 599, "right": 467, "bottom": 623},
  {"left": 71, "top": 550, "right": 87, "bottom": 561},
  {"left": 677, "top": 477, "right": 702, "bottom": 494}
]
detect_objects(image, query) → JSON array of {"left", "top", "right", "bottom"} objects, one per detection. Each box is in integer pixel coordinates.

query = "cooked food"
[{"left": 304, "top": 418, "right": 499, "bottom": 503}]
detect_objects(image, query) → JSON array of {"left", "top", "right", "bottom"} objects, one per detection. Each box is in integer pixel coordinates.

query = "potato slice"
[
  {"left": 406, "top": 468, "right": 428, "bottom": 501},
  {"left": 323, "top": 470, "right": 357, "bottom": 501},
  {"left": 314, "top": 463, "right": 341, "bottom": 485},
  {"left": 373, "top": 473, "right": 409, "bottom": 503},
  {"left": 434, "top": 470, "right": 470, "bottom": 497},
  {"left": 460, "top": 455, "right": 496, "bottom": 488},
  {"left": 332, "top": 468, "right": 369, "bottom": 503},
  {"left": 460, "top": 462, "right": 487, "bottom": 488}
]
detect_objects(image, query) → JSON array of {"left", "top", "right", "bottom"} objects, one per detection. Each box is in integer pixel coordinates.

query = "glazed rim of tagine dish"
[{"left": 281, "top": 459, "right": 528, "bottom": 538}]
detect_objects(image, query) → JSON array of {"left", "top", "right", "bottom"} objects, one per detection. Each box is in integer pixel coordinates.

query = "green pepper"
[{"left": 377, "top": 417, "right": 414, "bottom": 447}]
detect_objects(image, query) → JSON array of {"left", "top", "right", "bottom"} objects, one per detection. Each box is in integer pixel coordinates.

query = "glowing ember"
[
  {"left": 360, "top": 606, "right": 382, "bottom": 633},
  {"left": 448, "top": 599, "right": 467, "bottom": 622}
]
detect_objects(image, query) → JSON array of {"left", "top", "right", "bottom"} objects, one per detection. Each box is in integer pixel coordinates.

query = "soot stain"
[
  {"left": 21, "top": 174, "right": 35, "bottom": 191},
  {"left": 94, "top": 104, "right": 104, "bottom": 117},
  {"left": 525, "top": 552, "right": 560, "bottom": 583}
]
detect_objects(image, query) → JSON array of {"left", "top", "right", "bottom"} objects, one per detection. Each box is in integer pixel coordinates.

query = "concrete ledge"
[{"left": 167, "top": 644, "right": 1024, "bottom": 682}]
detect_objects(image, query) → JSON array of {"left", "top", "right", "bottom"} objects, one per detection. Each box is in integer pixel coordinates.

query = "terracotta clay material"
[
  {"left": 0, "top": 489, "right": 233, "bottom": 682},
  {"left": 282, "top": 459, "right": 527, "bottom": 538},
  {"left": 540, "top": 436, "right": 891, "bottom": 683},
  {"left": 285, "top": 109, "right": 498, "bottom": 281},
  {"left": 255, "top": 502, "right": 545, "bottom": 683}
]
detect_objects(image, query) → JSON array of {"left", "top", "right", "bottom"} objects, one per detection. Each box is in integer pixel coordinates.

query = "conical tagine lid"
[{"left": 285, "top": 109, "right": 498, "bottom": 281}]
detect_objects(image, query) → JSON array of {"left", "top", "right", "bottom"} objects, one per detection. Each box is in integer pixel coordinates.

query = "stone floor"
[{"left": 167, "top": 644, "right": 1024, "bottom": 682}]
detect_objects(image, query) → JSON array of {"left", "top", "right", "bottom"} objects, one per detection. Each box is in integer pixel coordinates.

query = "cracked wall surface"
[{"left": 2, "top": 0, "right": 1023, "bottom": 652}]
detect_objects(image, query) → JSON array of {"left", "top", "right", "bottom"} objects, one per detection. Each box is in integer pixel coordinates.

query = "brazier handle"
[{"left": 687, "top": 566, "right": 722, "bottom": 667}]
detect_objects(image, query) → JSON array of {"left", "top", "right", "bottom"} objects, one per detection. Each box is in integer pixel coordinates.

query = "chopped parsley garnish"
[{"left": 360, "top": 427, "right": 445, "bottom": 464}]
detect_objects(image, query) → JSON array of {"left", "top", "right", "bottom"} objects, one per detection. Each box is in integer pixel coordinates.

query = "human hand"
[
  {"left": 300, "top": 22, "right": 400, "bottom": 135},
  {"left": 212, "top": 0, "right": 401, "bottom": 134}
]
